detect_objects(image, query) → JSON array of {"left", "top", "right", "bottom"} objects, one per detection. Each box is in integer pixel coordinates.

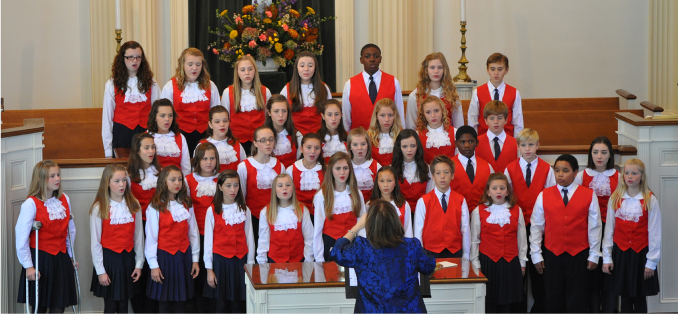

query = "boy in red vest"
[
  {"left": 414, "top": 155, "right": 469, "bottom": 259},
  {"left": 467, "top": 53, "right": 524, "bottom": 137},
  {"left": 341, "top": 44, "right": 405, "bottom": 131},
  {"left": 530, "top": 154, "right": 602, "bottom": 313},
  {"left": 475, "top": 101, "right": 518, "bottom": 173},
  {"left": 503, "top": 128, "right": 556, "bottom": 313},
  {"left": 450, "top": 126, "right": 494, "bottom": 209}
]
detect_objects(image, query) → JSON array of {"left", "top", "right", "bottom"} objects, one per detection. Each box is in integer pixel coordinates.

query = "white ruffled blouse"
[
  {"left": 484, "top": 203, "right": 512, "bottom": 227},
  {"left": 206, "top": 137, "right": 238, "bottom": 165},
  {"left": 296, "top": 160, "right": 321, "bottom": 191},
  {"left": 44, "top": 197, "right": 67, "bottom": 221},
  {"left": 249, "top": 157, "right": 278, "bottom": 189},
  {"left": 615, "top": 194, "right": 644, "bottom": 223},
  {"left": 123, "top": 77, "right": 148, "bottom": 103},
  {"left": 323, "top": 134, "right": 348, "bottom": 158},
  {"left": 426, "top": 125, "right": 452, "bottom": 149},
  {"left": 221, "top": 203, "right": 247, "bottom": 225},
  {"left": 332, "top": 189, "right": 354, "bottom": 215},
  {"left": 180, "top": 81, "right": 209, "bottom": 104},
  {"left": 353, "top": 160, "right": 375, "bottom": 191},
  {"left": 168, "top": 200, "right": 191, "bottom": 223},
  {"left": 274, "top": 129, "right": 293, "bottom": 156},
  {"left": 153, "top": 132, "right": 181, "bottom": 157},
  {"left": 238, "top": 88, "right": 259, "bottom": 112},
  {"left": 586, "top": 168, "right": 615, "bottom": 197},
  {"left": 378, "top": 133, "right": 394, "bottom": 154},
  {"left": 273, "top": 206, "right": 299, "bottom": 231},
  {"left": 192, "top": 173, "right": 217, "bottom": 198},
  {"left": 108, "top": 199, "right": 135, "bottom": 225},
  {"left": 403, "top": 161, "right": 421, "bottom": 183},
  {"left": 139, "top": 165, "right": 159, "bottom": 190}
]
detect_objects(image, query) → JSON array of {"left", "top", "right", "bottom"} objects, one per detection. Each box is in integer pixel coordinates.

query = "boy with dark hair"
[{"left": 450, "top": 126, "right": 494, "bottom": 209}]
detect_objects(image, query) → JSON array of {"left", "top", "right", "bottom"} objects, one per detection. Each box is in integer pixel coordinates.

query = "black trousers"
[
  {"left": 111, "top": 123, "right": 146, "bottom": 157},
  {"left": 181, "top": 130, "right": 206, "bottom": 157},
  {"left": 427, "top": 248, "right": 462, "bottom": 259},
  {"left": 543, "top": 247, "right": 591, "bottom": 313},
  {"left": 522, "top": 223, "right": 546, "bottom": 313}
]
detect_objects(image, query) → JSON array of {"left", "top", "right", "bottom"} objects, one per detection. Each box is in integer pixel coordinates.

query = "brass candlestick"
[
  {"left": 115, "top": 29, "right": 122, "bottom": 53},
  {"left": 453, "top": 21, "right": 472, "bottom": 82}
]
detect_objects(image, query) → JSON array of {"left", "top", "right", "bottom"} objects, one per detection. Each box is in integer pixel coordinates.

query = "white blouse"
[
  {"left": 198, "top": 137, "right": 246, "bottom": 166},
  {"left": 425, "top": 125, "right": 453, "bottom": 149},
  {"left": 203, "top": 205, "right": 256, "bottom": 267},
  {"left": 161, "top": 80, "right": 221, "bottom": 107},
  {"left": 150, "top": 131, "right": 191, "bottom": 176},
  {"left": 279, "top": 83, "right": 332, "bottom": 107},
  {"left": 144, "top": 202, "right": 200, "bottom": 269},
  {"left": 312, "top": 189, "right": 367, "bottom": 262},
  {"left": 220, "top": 86, "right": 273, "bottom": 112},
  {"left": 377, "top": 133, "right": 394, "bottom": 155},
  {"left": 256, "top": 206, "right": 314, "bottom": 263},
  {"left": 236, "top": 157, "right": 286, "bottom": 198},
  {"left": 470, "top": 203, "right": 528, "bottom": 269},
  {"left": 286, "top": 160, "right": 322, "bottom": 191},
  {"left": 323, "top": 134, "right": 348, "bottom": 158},
  {"left": 405, "top": 87, "right": 464, "bottom": 130},
  {"left": 353, "top": 160, "right": 381, "bottom": 191},
  {"left": 90, "top": 199, "right": 144, "bottom": 275}
]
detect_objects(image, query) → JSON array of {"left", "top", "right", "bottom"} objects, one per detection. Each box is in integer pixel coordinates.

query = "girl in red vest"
[
  {"left": 16, "top": 160, "right": 78, "bottom": 313},
  {"left": 368, "top": 166, "right": 412, "bottom": 237},
  {"left": 197, "top": 106, "right": 245, "bottom": 172},
  {"left": 313, "top": 152, "right": 366, "bottom": 262},
  {"left": 603, "top": 159, "right": 660, "bottom": 313},
  {"left": 392, "top": 129, "right": 432, "bottom": 216},
  {"left": 161, "top": 48, "right": 221, "bottom": 155},
  {"left": 530, "top": 154, "right": 602, "bottom": 313},
  {"left": 406, "top": 52, "right": 462, "bottom": 130},
  {"left": 220, "top": 55, "right": 272, "bottom": 155},
  {"left": 286, "top": 133, "right": 325, "bottom": 223},
  {"left": 146, "top": 99, "right": 191, "bottom": 176},
  {"left": 257, "top": 174, "right": 314, "bottom": 263},
  {"left": 317, "top": 99, "right": 349, "bottom": 163},
  {"left": 264, "top": 94, "right": 303, "bottom": 168},
  {"left": 341, "top": 43, "right": 405, "bottom": 130},
  {"left": 414, "top": 155, "right": 470, "bottom": 259},
  {"left": 89, "top": 164, "right": 144, "bottom": 313},
  {"left": 416, "top": 95, "right": 458, "bottom": 164},
  {"left": 145, "top": 165, "right": 200, "bottom": 313},
  {"left": 470, "top": 173, "right": 527, "bottom": 313},
  {"left": 348, "top": 127, "right": 381, "bottom": 203},
  {"left": 203, "top": 170, "right": 255, "bottom": 313},
  {"left": 126, "top": 132, "right": 161, "bottom": 312},
  {"left": 367, "top": 98, "right": 402, "bottom": 166},
  {"left": 279, "top": 50, "right": 332, "bottom": 136},
  {"left": 102, "top": 41, "right": 160, "bottom": 157},
  {"left": 236, "top": 126, "right": 286, "bottom": 252},
  {"left": 575, "top": 136, "right": 619, "bottom": 312},
  {"left": 184, "top": 142, "right": 219, "bottom": 312}
]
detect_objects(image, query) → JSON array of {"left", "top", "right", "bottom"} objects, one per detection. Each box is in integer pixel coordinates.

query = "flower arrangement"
[{"left": 209, "top": 0, "right": 336, "bottom": 68}]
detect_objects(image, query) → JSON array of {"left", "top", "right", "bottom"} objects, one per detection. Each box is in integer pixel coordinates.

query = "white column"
[
  {"left": 335, "top": 0, "right": 355, "bottom": 92},
  {"left": 170, "top": 0, "right": 189, "bottom": 79}
]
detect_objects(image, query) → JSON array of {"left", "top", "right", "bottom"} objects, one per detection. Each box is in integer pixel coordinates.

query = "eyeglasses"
[
  {"left": 124, "top": 56, "right": 142, "bottom": 61},
  {"left": 256, "top": 137, "right": 276, "bottom": 144}
]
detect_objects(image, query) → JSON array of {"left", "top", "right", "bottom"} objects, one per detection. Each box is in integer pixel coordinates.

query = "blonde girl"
[
  {"left": 416, "top": 95, "right": 457, "bottom": 164},
  {"left": 348, "top": 127, "right": 381, "bottom": 203},
  {"left": 367, "top": 98, "right": 402, "bottom": 166}
]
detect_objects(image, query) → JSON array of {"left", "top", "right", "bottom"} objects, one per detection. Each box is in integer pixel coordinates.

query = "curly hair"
[
  {"left": 415, "top": 52, "right": 459, "bottom": 111},
  {"left": 111, "top": 41, "right": 154, "bottom": 96},
  {"left": 416, "top": 95, "right": 450, "bottom": 132},
  {"left": 174, "top": 48, "right": 211, "bottom": 91}
]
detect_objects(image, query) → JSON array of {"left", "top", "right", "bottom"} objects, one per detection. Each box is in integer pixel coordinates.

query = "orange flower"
[
  {"left": 284, "top": 49, "right": 295, "bottom": 60},
  {"left": 289, "top": 9, "right": 300, "bottom": 18},
  {"left": 288, "top": 29, "right": 298, "bottom": 38},
  {"left": 243, "top": 5, "right": 255, "bottom": 14},
  {"left": 223, "top": 42, "right": 231, "bottom": 50}
]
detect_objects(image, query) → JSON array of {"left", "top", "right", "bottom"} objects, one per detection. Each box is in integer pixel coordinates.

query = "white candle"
[
  {"left": 461, "top": 0, "right": 466, "bottom": 22},
  {"left": 115, "top": 0, "right": 121, "bottom": 30}
]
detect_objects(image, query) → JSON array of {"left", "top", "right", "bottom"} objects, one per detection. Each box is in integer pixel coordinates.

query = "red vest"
[
  {"left": 418, "top": 126, "right": 457, "bottom": 164},
  {"left": 450, "top": 155, "right": 491, "bottom": 209},
  {"left": 229, "top": 85, "right": 268, "bottom": 143},
  {"left": 358, "top": 160, "right": 380, "bottom": 203},
  {"left": 323, "top": 206, "right": 359, "bottom": 240},
  {"left": 198, "top": 139, "right": 241, "bottom": 171},
  {"left": 371, "top": 147, "right": 393, "bottom": 166},
  {"left": 211, "top": 206, "right": 249, "bottom": 259},
  {"left": 185, "top": 174, "right": 218, "bottom": 235},
  {"left": 478, "top": 204, "right": 520, "bottom": 262},
  {"left": 29, "top": 196, "right": 70, "bottom": 255},
  {"left": 396, "top": 202, "right": 407, "bottom": 227},
  {"left": 274, "top": 134, "right": 297, "bottom": 168},
  {"left": 476, "top": 84, "right": 516, "bottom": 136},
  {"left": 476, "top": 134, "right": 517, "bottom": 173},
  {"left": 113, "top": 86, "right": 153, "bottom": 129},
  {"left": 244, "top": 159, "right": 283, "bottom": 218},
  {"left": 291, "top": 164, "right": 324, "bottom": 215},
  {"left": 157, "top": 206, "right": 190, "bottom": 254},
  {"left": 172, "top": 78, "right": 211, "bottom": 133},
  {"left": 613, "top": 198, "right": 650, "bottom": 253},
  {"left": 130, "top": 180, "right": 155, "bottom": 221},
  {"left": 543, "top": 186, "right": 593, "bottom": 256},
  {"left": 348, "top": 72, "right": 396, "bottom": 130},
  {"left": 420, "top": 93, "right": 459, "bottom": 128},
  {"left": 401, "top": 178, "right": 428, "bottom": 212},
  {"left": 156, "top": 133, "right": 183, "bottom": 169},
  {"left": 421, "top": 190, "right": 464, "bottom": 253},
  {"left": 506, "top": 158, "right": 550, "bottom": 224},
  {"left": 100, "top": 208, "right": 136, "bottom": 253},
  {"left": 267, "top": 208, "right": 305, "bottom": 263},
  {"left": 581, "top": 170, "right": 618, "bottom": 223},
  {"left": 286, "top": 83, "right": 323, "bottom": 135}
]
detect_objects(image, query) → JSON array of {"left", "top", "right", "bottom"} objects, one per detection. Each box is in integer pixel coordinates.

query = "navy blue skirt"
[
  {"left": 322, "top": 234, "right": 337, "bottom": 262},
  {"left": 479, "top": 252, "right": 523, "bottom": 305},
  {"left": 90, "top": 248, "right": 138, "bottom": 301},
  {"left": 605, "top": 244, "right": 660, "bottom": 297},
  {"left": 202, "top": 254, "right": 247, "bottom": 301},
  {"left": 146, "top": 246, "right": 195, "bottom": 302},
  {"left": 17, "top": 249, "right": 78, "bottom": 308}
]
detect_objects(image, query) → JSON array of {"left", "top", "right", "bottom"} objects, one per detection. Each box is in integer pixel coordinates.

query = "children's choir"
[{"left": 17, "top": 42, "right": 661, "bottom": 313}]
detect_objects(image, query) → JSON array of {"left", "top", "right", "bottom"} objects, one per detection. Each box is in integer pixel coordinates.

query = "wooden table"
[{"left": 244, "top": 258, "right": 487, "bottom": 313}]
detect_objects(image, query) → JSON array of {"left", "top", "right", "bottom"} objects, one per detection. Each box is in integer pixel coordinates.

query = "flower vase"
[{"left": 256, "top": 58, "right": 278, "bottom": 72}]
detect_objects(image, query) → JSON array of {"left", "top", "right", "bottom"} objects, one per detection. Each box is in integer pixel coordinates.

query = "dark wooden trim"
[
  {"left": 1, "top": 126, "right": 44, "bottom": 138},
  {"left": 640, "top": 101, "right": 664, "bottom": 113},
  {"left": 537, "top": 145, "right": 637, "bottom": 156},
  {"left": 615, "top": 112, "right": 678, "bottom": 126},
  {"left": 248, "top": 276, "right": 488, "bottom": 290},
  {"left": 52, "top": 158, "right": 128, "bottom": 168},
  {"left": 615, "top": 89, "right": 637, "bottom": 100}
]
